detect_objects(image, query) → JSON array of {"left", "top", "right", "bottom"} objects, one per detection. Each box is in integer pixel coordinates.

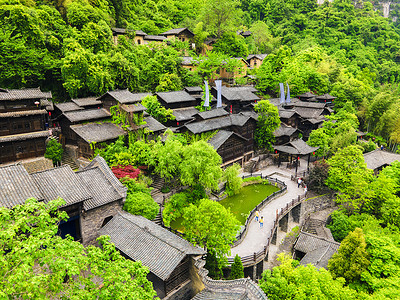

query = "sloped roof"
[
  {"left": 274, "top": 139, "right": 319, "bottom": 155},
  {"left": 63, "top": 108, "right": 110, "bottom": 123},
  {"left": 0, "top": 130, "right": 50, "bottom": 143},
  {"left": 185, "top": 86, "right": 203, "bottom": 93},
  {"left": 71, "top": 97, "right": 102, "bottom": 107},
  {"left": 156, "top": 91, "right": 196, "bottom": 104},
  {"left": 0, "top": 88, "right": 51, "bottom": 101},
  {"left": 82, "top": 155, "right": 127, "bottom": 199},
  {"left": 239, "top": 110, "right": 258, "bottom": 121},
  {"left": 172, "top": 107, "right": 199, "bottom": 121},
  {"left": 273, "top": 124, "right": 298, "bottom": 137},
  {"left": 31, "top": 165, "right": 92, "bottom": 206},
  {"left": 292, "top": 101, "right": 327, "bottom": 109},
  {"left": 98, "top": 90, "right": 150, "bottom": 104},
  {"left": 0, "top": 164, "right": 44, "bottom": 208},
  {"left": 316, "top": 93, "right": 336, "bottom": 100},
  {"left": 185, "top": 114, "right": 251, "bottom": 134},
  {"left": 208, "top": 130, "right": 247, "bottom": 150},
  {"left": 71, "top": 122, "right": 126, "bottom": 143},
  {"left": 161, "top": 27, "right": 194, "bottom": 37},
  {"left": 196, "top": 108, "right": 229, "bottom": 120},
  {"left": 144, "top": 35, "right": 166, "bottom": 41},
  {"left": 121, "top": 103, "right": 147, "bottom": 113},
  {"left": 55, "top": 102, "right": 84, "bottom": 113},
  {"left": 294, "top": 107, "right": 325, "bottom": 119},
  {"left": 218, "top": 86, "right": 259, "bottom": 102},
  {"left": 246, "top": 54, "right": 268, "bottom": 61},
  {"left": 77, "top": 167, "right": 123, "bottom": 211},
  {"left": 144, "top": 116, "right": 166, "bottom": 132},
  {"left": 297, "top": 92, "right": 317, "bottom": 99},
  {"left": 279, "top": 110, "right": 297, "bottom": 119},
  {"left": 99, "top": 212, "right": 205, "bottom": 281},
  {"left": 364, "top": 149, "right": 400, "bottom": 170},
  {"left": 0, "top": 109, "right": 47, "bottom": 118},
  {"left": 41, "top": 99, "right": 54, "bottom": 111}
]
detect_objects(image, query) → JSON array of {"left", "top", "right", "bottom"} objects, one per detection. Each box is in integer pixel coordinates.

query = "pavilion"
[{"left": 273, "top": 139, "right": 319, "bottom": 175}]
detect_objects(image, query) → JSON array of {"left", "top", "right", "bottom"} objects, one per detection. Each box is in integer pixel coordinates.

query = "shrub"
[
  {"left": 45, "top": 137, "right": 63, "bottom": 165},
  {"left": 229, "top": 254, "right": 244, "bottom": 279},
  {"left": 123, "top": 191, "right": 159, "bottom": 220},
  {"left": 161, "top": 186, "right": 170, "bottom": 193},
  {"left": 112, "top": 165, "right": 141, "bottom": 180}
]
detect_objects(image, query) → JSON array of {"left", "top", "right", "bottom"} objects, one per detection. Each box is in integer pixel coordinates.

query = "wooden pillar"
[
  {"left": 295, "top": 155, "right": 298, "bottom": 177},
  {"left": 278, "top": 152, "right": 281, "bottom": 167},
  {"left": 307, "top": 153, "right": 311, "bottom": 171}
]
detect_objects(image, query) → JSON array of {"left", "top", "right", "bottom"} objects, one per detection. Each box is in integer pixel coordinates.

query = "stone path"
[{"left": 229, "top": 164, "right": 307, "bottom": 258}]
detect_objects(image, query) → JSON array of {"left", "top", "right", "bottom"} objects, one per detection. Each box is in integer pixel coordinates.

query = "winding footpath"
[{"left": 229, "top": 165, "right": 304, "bottom": 258}]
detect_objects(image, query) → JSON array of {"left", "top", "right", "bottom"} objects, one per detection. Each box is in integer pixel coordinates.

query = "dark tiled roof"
[
  {"left": 40, "top": 99, "right": 54, "bottom": 111},
  {"left": 316, "top": 93, "right": 336, "bottom": 100},
  {"left": 121, "top": 103, "right": 147, "bottom": 113},
  {"left": 297, "top": 92, "right": 317, "bottom": 99},
  {"left": 294, "top": 107, "right": 324, "bottom": 119},
  {"left": 135, "top": 30, "right": 147, "bottom": 36},
  {"left": 305, "top": 117, "right": 326, "bottom": 125},
  {"left": 0, "top": 164, "right": 44, "bottom": 208},
  {"left": 71, "top": 122, "right": 126, "bottom": 143},
  {"left": 82, "top": 155, "right": 127, "bottom": 199},
  {"left": 63, "top": 108, "right": 110, "bottom": 123},
  {"left": 0, "top": 130, "right": 50, "bottom": 143},
  {"left": 161, "top": 28, "right": 194, "bottom": 36},
  {"left": 71, "top": 97, "right": 102, "bottom": 107},
  {"left": 279, "top": 110, "right": 297, "bottom": 119},
  {"left": 98, "top": 90, "right": 150, "bottom": 104},
  {"left": 144, "top": 116, "right": 166, "bottom": 132},
  {"left": 218, "top": 86, "right": 259, "bottom": 102},
  {"left": 246, "top": 54, "right": 268, "bottom": 61},
  {"left": 273, "top": 124, "right": 298, "bottom": 137},
  {"left": 0, "top": 109, "right": 47, "bottom": 118},
  {"left": 292, "top": 101, "right": 326, "bottom": 109},
  {"left": 77, "top": 167, "right": 123, "bottom": 211},
  {"left": 156, "top": 91, "right": 196, "bottom": 104},
  {"left": 364, "top": 149, "right": 400, "bottom": 170},
  {"left": 31, "top": 165, "right": 92, "bottom": 206},
  {"left": 185, "top": 86, "right": 203, "bottom": 93},
  {"left": 274, "top": 139, "right": 319, "bottom": 155},
  {"left": 239, "top": 110, "right": 258, "bottom": 121},
  {"left": 172, "top": 107, "right": 199, "bottom": 121},
  {"left": 208, "top": 130, "right": 247, "bottom": 150},
  {"left": 55, "top": 102, "right": 84, "bottom": 113},
  {"left": 144, "top": 35, "right": 166, "bottom": 41},
  {"left": 0, "top": 88, "right": 52, "bottom": 101},
  {"left": 196, "top": 108, "right": 229, "bottom": 120},
  {"left": 99, "top": 212, "right": 205, "bottom": 280},
  {"left": 185, "top": 114, "right": 251, "bottom": 134},
  {"left": 112, "top": 27, "right": 127, "bottom": 34}
]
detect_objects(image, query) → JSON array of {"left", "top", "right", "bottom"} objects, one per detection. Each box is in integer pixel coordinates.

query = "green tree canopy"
[
  {"left": 0, "top": 198, "right": 157, "bottom": 299},
  {"left": 254, "top": 99, "right": 280, "bottom": 150},
  {"left": 45, "top": 137, "right": 64, "bottom": 165},
  {"left": 223, "top": 163, "right": 243, "bottom": 196}
]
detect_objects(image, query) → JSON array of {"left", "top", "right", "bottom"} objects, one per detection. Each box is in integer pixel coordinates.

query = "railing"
[
  {"left": 228, "top": 193, "right": 306, "bottom": 267},
  {"left": 232, "top": 173, "right": 287, "bottom": 247}
]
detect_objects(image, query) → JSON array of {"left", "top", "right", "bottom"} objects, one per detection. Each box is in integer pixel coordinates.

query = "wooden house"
[
  {"left": 99, "top": 211, "right": 205, "bottom": 300},
  {"left": 238, "top": 30, "right": 252, "bottom": 38},
  {"left": 246, "top": 54, "right": 268, "bottom": 69},
  {"left": 208, "top": 130, "right": 248, "bottom": 166},
  {"left": 169, "top": 107, "right": 199, "bottom": 127},
  {"left": 156, "top": 90, "right": 198, "bottom": 109},
  {"left": 273, "top": 124, "right": 299, "bottom": 145},
  {"left": 364, "top": 149, "right": 400, "bottom": 175},
  {"left": 71, "top": 97, "right": 102, "bottom": 110},
  {"left": 97, "top": 89, "right": 150, "bottom": 111},
  {"left": 219, "top": 57, "right": 249, "bottom": 81},
  {"left": 279, "top": 110, "right": 301, "bottom": 128},
  {"left": 297, "top": 92, "right": 317, "bottom": 102},
  {"left": 202, "top": 38, "right": 217, "bottom": 55},
  {"left": 161, "top": 28, "right": 194, "bottom": 43},
  {"left": 144, "top": 116, "right": 166, "bottom": 139},
  {"left": 211, "top": 86, "right": 259, "bottom": 114},
  {"left": 0, "top": 88, "right": 52, "bottom": 163},
  {"left": 193, "top": 108, "right": 229, "bottom": 122},
  {"left": 0, "top": 155, "right": 127, "bottom": 246},
  {"left": 70, "top": 122, "right": 126, "bottom": 159}
]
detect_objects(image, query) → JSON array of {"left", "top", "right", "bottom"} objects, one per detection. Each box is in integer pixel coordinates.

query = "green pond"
[{"left": 169, "top": 183, "right": 280, "bottom": 231}]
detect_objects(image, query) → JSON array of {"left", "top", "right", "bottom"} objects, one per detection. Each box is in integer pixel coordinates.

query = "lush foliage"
[
  {"left": 0, "top": 198, "right": 157, "bottom": 299},
  {"left": 254, "top": 99, "right": 280, "bottom": 150},
  {"left": 141, "top": 95, "right": 175, "bottom": 123},
  {"left": 112, "top": 165, "right": 141, "bottom": 179},
  {"left": 223, "top": 163, "right": 243, "bottom": 196},
  {"left": 123, "top": 191, "right": 159, "bottom": 220},
  {"left": 230, "top": 254, "right": 244, "bottom": 279},
  {"left": 44, "top": 137, "right": 64, "bottom": 165}
]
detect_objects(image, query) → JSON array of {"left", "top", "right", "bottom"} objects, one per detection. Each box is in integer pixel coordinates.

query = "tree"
[
  {"left": 180, "top": 141, "right": 223, "bottom": 190},
  {"left": 307, "top": 128, "right": 330, "bottom": 157},
  {"left": 182, "top": 198, "right": 240, "bottom": 266},
  {"left": 205, "top": 249, "right": 224, "bottom": 279},
  {"left": 254, "top": 100, "right": 280, "bottom": 150},
  {"left": 141, "top": 95, "right": 175, "bottom": 123},
  {"left": 123, "top": 191, "right": 159, "bottom": 220},
  {"left": 45, "top": 137, "right": 64, "bottom": 165},
  {"left": 326, "top": 145, "right": 373, "bottom": 209},
  {"left": 223, "top": 163, "right": 243, "bottom": 196},
  {"left": 152, "top": 137, "right": 183, "bottom": 181},
  {"left": 328, "top": 228, "right": 370, "bottom": 284},
  {"left": 229, "top": 254, "right": 244, "bottom": 279},
  {"left": 212, "top": 32, "right": 249, "bottom": 58},
  {"left": 307, "top": 160, "right": 330, "bottom": 193},
  {"left": 259, "top": 253, "right": 360, "bottom": 300},
  {"left": 0, "top": 198, "right": 157, "bottom": 299}
]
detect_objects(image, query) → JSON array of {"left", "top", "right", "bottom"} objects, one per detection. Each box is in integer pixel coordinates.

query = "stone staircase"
[
  {"left": 61, "top": 152, "right": 78, "bottom": 170},
  {"left": 151, "top": 175, "right": 166, "bottom": 225},
  {"left": 303, "top": 218, "right": 325, "bottom": 235},
  {"left": 152, "top": 205, "right": 163, "bottom": 225}
]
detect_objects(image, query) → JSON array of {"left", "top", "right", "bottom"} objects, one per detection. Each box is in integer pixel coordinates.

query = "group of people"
[
  {"left": 255, "top": 210, "right": 264, "bottom": 228},
  {"left": 297, "top": 177, "right": 308, "bottom": 197}
]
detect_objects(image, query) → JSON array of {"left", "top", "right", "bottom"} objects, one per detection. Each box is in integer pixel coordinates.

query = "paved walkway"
[{"left": 229, "top": 164, "right": 306, "bottom": 258}]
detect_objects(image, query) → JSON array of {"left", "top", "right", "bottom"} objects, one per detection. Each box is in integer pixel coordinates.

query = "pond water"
[{"left": 169, "top": 183, "right": 279, "bottom": 231}]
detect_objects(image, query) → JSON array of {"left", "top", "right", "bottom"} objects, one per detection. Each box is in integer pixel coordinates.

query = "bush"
[
  {"left": 119, "top": 177, "right": 151, "bottom": 195},
  {"left": 223, "top": 164, "right": 243, "bottom": 196},
  {"left": 307, "top": 160, "right": 330, "bottom": 193},
  {"left": 161, "top": 186, "right": 170, "bottom": 193},
  {"left": 45, "top": 137, "right": 63, "bottom": 165},
  {"left": 123, "top": 191, "right": 159, "bottom": 220},
  {"left": 112, "top": 165, "right": 141, "bottom": 180},
  {"left": 229, "top": 254, "right": 244, "bottom": 279},
  {"left": 162, "top": 192, "right": 189, "bottom": 227}
]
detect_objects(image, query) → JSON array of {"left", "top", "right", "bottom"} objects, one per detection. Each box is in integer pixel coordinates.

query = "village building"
[
  {"left": 273, "top": 123, "right": 300, "bottom": 145},
  {"left": 202, "top": 38, "right": 217, "bottom": 55},
  {"left": 144, "top": 115, "right": 166, "bottom": 138},
  {"left": 219, "top": 57, "right": 249, "bottom": 83},
  {"left": 170, "top": 107, "right": 199, "bottom": 127},
  {"left": 208, "top": 130, "right": 248, "bottom": 166},
  {"left": 97, "top": 89, "right": 150, "bottom": 111},
  {"left": 211, "top": 86, "right": 259, "bottom": 114},
  {"left": 111, "top": 28, "right": 147, "bottom": 45},
  {"left": 144, "top": 35, "right": 167, "bottom": 44},
  {"left": 246, "top": 54, "right": 268, "bottom": 69},
  {"left": 71, "top": 96, "right": 102, "bottom": 110},
  {"left": 238, "top": 30, "right": 252, "bottom": 38},
  {"left": 156, "top": 90, "right": 198, "bottom": 110},
  {"left": 0, "top": 155, "right": 127, "bottom": 246},
  {"left": 161, "top": 28, "right": 194, "bottom": 43},
  {"left": 99, "top": 211, "right": 205, "bottom": 300},
  {"left": 0, "top": 88, "right": 52, "bottom": 163},
  {"left": 297, "top": 91, "right": 317, "bottom": 102},
  {"left": 363, "top": 149, "right": 400, "bottom": 174},
  {"left": 193, "top": 108, "right": 229, "bottom": 122}
]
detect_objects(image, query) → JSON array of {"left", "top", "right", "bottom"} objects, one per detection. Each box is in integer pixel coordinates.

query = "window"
[
  {"left": 101, "top": 216, "right": 113, "bottom": 227},
  {"left": 137, "top": 39, "right": 141, "bottom": 45}
]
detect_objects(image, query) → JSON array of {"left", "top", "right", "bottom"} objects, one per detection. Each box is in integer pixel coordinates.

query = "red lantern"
[
  {"left": 48, "top": 112, "right": 51, "bottom": 116},
  {"left": 275, "top": 150, "right": 277, "bottom": 154},
  {"left": 297, "top": 156, "right": 300, "bottom": 160},
  {"left": 313, "top": 152, "right": 315, "bottom": 155},
  {"left": 177, "top": 121, "right": 180, "bottom": 126},
  {"left": 230, "top": 105, "right": 232, "bottom": 114}
]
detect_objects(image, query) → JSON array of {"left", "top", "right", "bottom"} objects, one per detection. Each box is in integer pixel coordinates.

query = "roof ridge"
[
  {"left": 30, "top": 164, "right": 72, "bottom": 175},
  {"left": 300, "top": 231, "right": 340, "bottom": 245}
]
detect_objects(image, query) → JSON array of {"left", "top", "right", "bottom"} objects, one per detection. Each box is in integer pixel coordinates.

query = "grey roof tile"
[
  {"left": 0, "top": 130, "right": 50, "bottom": 143},
  {"left": 208, "top": 130, "right": 247, "bottom": 150},
  {"left": 98, "top": 90, "right": 151, "bottom": 104},
  {"left": 99, "top": 212, "right": 205, "bottom": 280},
  {"left": 217, "top": 86, "right": 259, "bottom": 102},
  {"left": 185, "top": 114, "right": 251, "bottom": 134},
  {"left": 0, "top": 164, "right": 44, "bottom": 208},
  {"left": 196, "top": 108, "right": 229, "bottom": 120},
  {"left": 156, "top": 91, "right": 196, "bottom": 104},
  {"left": 274, "top": 139, "right": 319, "bottom": 155},
  {"left": 0, "top": 109, "right": 47, "bottom": 118},
  {"left": 144, "top": 116, "right": 166, "bottom": 132},
  {"left": 71, "top": 97, "right": 102, "bottom": 107},
  {"left": 71, "top": 122, "right": 126, "bottom": 143},
  {"left": 161, "top": 28, "right": 194, "bottom": 36},
  {"left": 273, "top": 124, "right": 298, "bottom": 137},
  {"left": 144, "top": 35, "right": 166, "bottom": 41},
  {"left": 0, "top": 88, "right": 52, "bottom": 101},
  {"left": 364, "top": 149, "right": 400, "bottom": 170},
  {"left": 121, "top": 103, "right": 147, "bottom": 113},
  {"left": 31, "top": 165, "right": 92, "bottom": 206},
  {"left": 63, "top": 108, "right": 110, "bottom": 123},
  {"left": 185, "top": 86, "right": 203, "bottom": 93},
  {"left": 172, "top": 107, "right": 199, "bottom": 121},
  {"left": 55, "top": 102, "right": 84, "bottom": 113}
]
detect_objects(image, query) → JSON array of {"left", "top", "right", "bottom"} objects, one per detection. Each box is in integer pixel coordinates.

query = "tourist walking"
[
  {"left": 297, "top": 177, "right": 302, "bottom": 188},
  {"left": 304, "top": 185, "right": 308, "bottom": 197},
  {"left": 259, "top": 216, "right": 264, "bottom": 228},
  {"left": 255, "top": 210, "right": 259, "bottom": 222}
]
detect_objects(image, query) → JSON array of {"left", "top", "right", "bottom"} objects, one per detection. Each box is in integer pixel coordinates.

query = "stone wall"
[
  {"left": 80, "top": 200, "right": 123, "bottom": 246},
  {"left": 21, "top": 157, "right": 53, "bottom": 174},
  {"left": 299, "top": 194, "right": 335, "bottom": 225}
]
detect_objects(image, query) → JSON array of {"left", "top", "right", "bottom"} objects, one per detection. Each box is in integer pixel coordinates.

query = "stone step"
[{"left": 61, "top": 152, "right": 78, "bottom": 170}]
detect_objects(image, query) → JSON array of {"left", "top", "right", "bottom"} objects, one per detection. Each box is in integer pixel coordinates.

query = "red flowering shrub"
[{"left": 112, "top": 165, "right": 141, "bottom": 179}]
